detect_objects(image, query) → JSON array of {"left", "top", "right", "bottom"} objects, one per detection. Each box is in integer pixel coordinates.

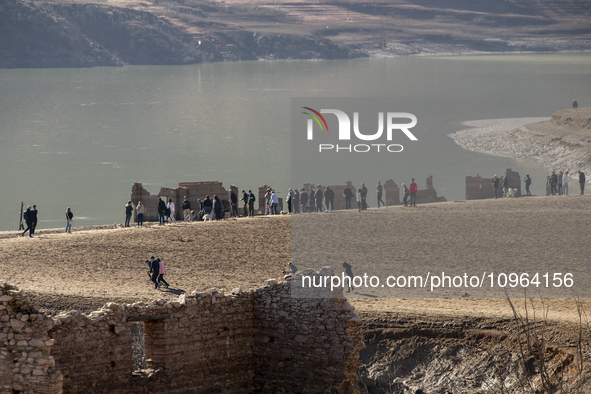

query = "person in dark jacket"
[
  {"left": 360, "top": 183, "right": 368, "bottom": 210},
  {"left": 31, "top": 205, "right": 38, "bottom": 235},
  {"left": 524, "top": 175, "right": 532, "bottom": 196},
  {"left": 376, "top": 181, "right": 385, "bottom": 207},
  {"left": 315, "top": 185, "right": 324, "bottom": 212},
  {"left": 158, "top": 198, "right": 166, "bottom": 225},
  {"left": 579, "top": 171, "right": 586, "bottom": 195},
  {"left": 230, "top": 190, "right": 238, "bottom": 219},
  {"left": 125, "top": 201, "right": 133, "bottom": 227},
  {"left": 150, "top": 258, "right": 161, "bottom": 289},
  {"left": 309, "top": 187, "right": 316, "bottom": 212},
  {"left": 65, "top": 207, "right": 73, "bottom": 233},
  {"left": 202, "top": 196, "right": 213, "bottom": 215},
  {"left": 248, "top": 190, "right": 256, "bottom": 217},
  {"left": 549, "top": 170, "right": 558, "bottom": 196},
  {"left": 343, "top": 185, "right": 354, "bottom": 209},
  {"left": 342, "top": 262, "right": 355, "bottom": 292},
  {"left": 324, "top": 186, "right": 334, "bottom": 212},
  {"left": 299, "top": 188, "right": 308, "bottom": 213},
  {"left": 213, "top": 195, "right": 223, "bottom": 220},
  {"left": 182, "top": 196, "right": 192, "bottom": 222},
  {"left": 241, "top": 190, "right": 249, "bottom": 217},
  {"left": 492, "top": 175, "right": 499, "bottom": 199},
  {"left": 502, "top": 173, "right": 511, "bottom": 198},
  {"left": 22, "top": 205, "right": 34, "bottom": 237}
]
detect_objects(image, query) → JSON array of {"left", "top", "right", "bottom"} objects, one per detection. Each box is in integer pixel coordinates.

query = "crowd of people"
[
  {"left": 547, "top": 170, "right": 586, "bottom": 196},
  {"left": 20, "top": 170, "right": 589, "bottom": 236}
]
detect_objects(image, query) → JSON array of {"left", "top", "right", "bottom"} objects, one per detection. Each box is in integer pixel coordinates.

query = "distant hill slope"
[{"left": 1, "top": 0, "right": 590, "bottom": 68}]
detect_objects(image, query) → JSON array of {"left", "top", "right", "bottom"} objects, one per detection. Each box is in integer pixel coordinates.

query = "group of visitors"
[
  {"left": 491, "top": 173, "right": 514, "bottom": 198},
  {"left": 145, "top": 256, "right": 169, "bottom": 290},
  {"left": 285, "top": 180, "right": 420, "bottom": 213},
  {"left": 21, "top": 205, "right": 38, "bottom": 237},
  {"left": 287, "top": 185, "right": 336, "bottom": 213},
  {"left": 548, "top": 170, "right": 585, "bottom": 196}
]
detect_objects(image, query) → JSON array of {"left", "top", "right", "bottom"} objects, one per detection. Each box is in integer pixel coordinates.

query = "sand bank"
[{"left": 449, "top": 107, "right": 591, "bottom": 183}]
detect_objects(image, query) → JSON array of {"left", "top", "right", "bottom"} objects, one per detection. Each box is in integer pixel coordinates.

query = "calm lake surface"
[{"left": 1, "top": 53, "right": 590, "bottom": 231}]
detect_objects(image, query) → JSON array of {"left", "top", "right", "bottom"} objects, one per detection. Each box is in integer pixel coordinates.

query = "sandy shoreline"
[
  {"left": 2, "top": 196, "right": 591, "bottom": 325},
  {"left": 448, "top": 108, "right": 591, "bottom": 184}
]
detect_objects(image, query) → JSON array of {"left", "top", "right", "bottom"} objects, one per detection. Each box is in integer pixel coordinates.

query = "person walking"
[
  {"left": 360, "top": 183, "right": 368, "bottom": 210},
  {"left": 343, "top": 184, "right": 353, "bottom": 210},
  {"left": 30, "top": 205, "right": 38, "bottom": 236},
  {"left": 136, "top": 201, "right": 144, "bottom": 227},
  {"left": 579, "top": 171, "right": 586, "bottom": 195},
  {"left": 248, "top": 190, "right": 256, "bottom": 217},
  {"left": 376, "top": 181, "right": 385, "bottom": 207},
  {"left": 342, "top": 262, "right": 355, "bottom": 293},
  {"left": 65, "top": 207, "right": 73, "bottom": 233},
  {"left": 502, "top": 173, "right": 511, "bottom": 197},
  {"left": 409, "top": 179, "right": 418, "bottom": 207},
  {"left": 158, "top": 259, "right": 169, "bottom": 289},
  {"left": 299, "top": 188, "right": 308, "bottom": 213},
  {"left": 229, "top": 190, "right": 238, "bottom": 219},
  {"left": 157, "top": 197, "right": 166, "bottom": 225},
  {"left": 22, "top": 205, "right": 34, "bottom": 237},
  {"left": 182, "top": 196, "right": 192, "bottom": 222},
  {"left": 241, "top": 190, "right": 249, "bottom": 217},
  {"left": 549, "top": 170, "right": 558, "bottom": 196},
  {"left": 563, "top": 171, "right": 570, "bottom": 196},
  {"left": 524, "top": 175, "right": 532, "bottom": 196},
  {"left": 402, "top": 183, "right": 409, "bottom": 207},
  {"left": 125, "top": 201, "right": 133, "bottom": 227},
  {"left": 150, "top": 258, "right": 161, "bottom": 289},
  {"left": 492, "top": 174, "right": 499, "bottom": 199},
  {"left": 356, "top": 188, "right": 362, "bottom": 212},
  {"left": 167, "top": 199, "right": 176, "bottom": 223}
]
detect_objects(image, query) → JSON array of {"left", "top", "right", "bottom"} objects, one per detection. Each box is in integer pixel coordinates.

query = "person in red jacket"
[{"left": 409, "top": 178, "right": 418, "bottom": 207}]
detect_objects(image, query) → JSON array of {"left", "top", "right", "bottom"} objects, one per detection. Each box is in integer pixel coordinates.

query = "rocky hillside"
[{"left": 1, "top": 0, "right": 591, "bottom": 68}]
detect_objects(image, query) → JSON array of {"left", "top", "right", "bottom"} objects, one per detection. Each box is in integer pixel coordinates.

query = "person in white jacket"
[
  {"left": 270, "top": 190, "right": 279, "bottom": 215},
  {"left": 167, "top": 199, "right": 176, "bottom": 222},
  {"left": 563, "top": 171, "right": 569, "bottom": 196}
]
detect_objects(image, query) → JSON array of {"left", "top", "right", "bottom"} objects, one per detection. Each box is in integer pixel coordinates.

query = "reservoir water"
[{"left": 1, "top": 53, "right": 590, "bottom": 231}]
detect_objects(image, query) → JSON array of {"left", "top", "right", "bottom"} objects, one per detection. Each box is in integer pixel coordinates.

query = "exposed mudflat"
[{"left": 449, "top": 107, "right": 591, "bottom": 181}]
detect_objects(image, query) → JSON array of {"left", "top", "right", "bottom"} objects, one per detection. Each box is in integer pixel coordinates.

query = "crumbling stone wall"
[
  {"left": 0, "top": 284, "right": 62, "bottom": 394},
  {"left": 4, "top": 271, "right": 361, "bottom": 394},
  {"left": 466, "top": 169, "right": 521, "bottom": 200},
  {"left": 384, "top": 179, "right": 399, "bottom": 206},
  {"left": 253, "top": 270, "right": 363, "bottom": 394},
  {"left": 49, "top": 291, "right": 255, "bottom": 394}
]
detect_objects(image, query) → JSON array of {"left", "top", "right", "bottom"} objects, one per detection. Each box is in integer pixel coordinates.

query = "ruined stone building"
[
  {"left": 0, "top": 269, "right": 362, "bottom": 394},
  {"left": 466, "top": 169, "right": 522, "bottom": 200}
]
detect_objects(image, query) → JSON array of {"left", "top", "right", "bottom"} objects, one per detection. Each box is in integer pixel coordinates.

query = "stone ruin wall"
[
  {"left": 466, "top": 169, "right": 522, "bottom": 200},
  {"left": 0, "top": 287, "right": 62, "bottom": 394},
  {"left": 131, "top": 182, "right": 284, "bottom": 221},
  {"left": 0, "top": 270, "right": 361, "bottom": 394}
]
